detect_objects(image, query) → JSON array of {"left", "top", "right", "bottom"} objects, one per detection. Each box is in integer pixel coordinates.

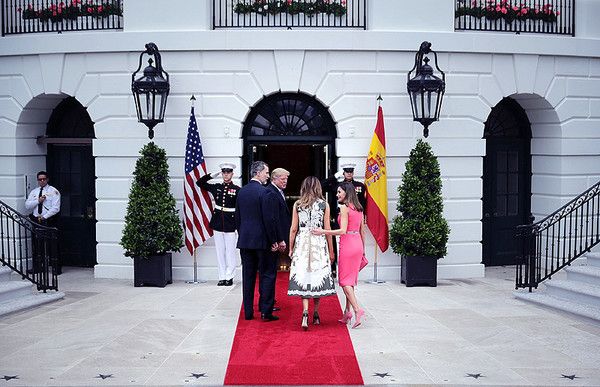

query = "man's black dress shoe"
[
  {"left": 272, "top": 306, "right": 281, "bottom": 312},
  {"left": 217, "top": 280, "right": 225, "bottom": 286},
  {"left": 261, "top": 313, "right": 279, "bottom": 322},
  {"left": 225, "top": 279, "right": 233, "bottom": 286}
]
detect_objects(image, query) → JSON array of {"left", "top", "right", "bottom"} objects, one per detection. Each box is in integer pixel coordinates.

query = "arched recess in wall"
[
  {"left": 44, "top": 96, "right": 97, "bottom": 269},
  {"left": 241, "top": 90, "right": 337, "bottom": 187},
  {"left": 510, "top": 93, "right": 562, "bottom": 221},
  {"left": 482, "top": 96, "right": 532, "bottom": 267}
]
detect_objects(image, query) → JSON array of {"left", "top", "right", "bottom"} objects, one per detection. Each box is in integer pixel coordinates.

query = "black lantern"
[
  {"left": 407, "top": 41, "right": 445, "bottom": 138},
  {"left": 131, "top": 42, "right": 170, "bottom": 139}
]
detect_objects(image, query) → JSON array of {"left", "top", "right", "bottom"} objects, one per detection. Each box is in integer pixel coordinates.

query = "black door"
[
  {"left": 246, "top": 143, "right": 328, "bottom": 204},
  {"left": 47, "top": 145, "right": 97, "bottom": 267},
  {"left": 45, "top": 96, "right": 97, "bottom": 268},
  {"left": 483, "top": 98, "right": 531, "bottom": 266}
]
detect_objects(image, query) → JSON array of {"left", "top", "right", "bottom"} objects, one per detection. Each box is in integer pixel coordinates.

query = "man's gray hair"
[{"left": 250, "top": 160, "right": 268, "bottom": 178}]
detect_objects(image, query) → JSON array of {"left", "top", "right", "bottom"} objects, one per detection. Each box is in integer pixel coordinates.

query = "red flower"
[
  {"left": 87, "top": 7, "right": 92, "bottom": 12},
  {"left": 98, "top": 5, "right": 103, "bottom": 12}
]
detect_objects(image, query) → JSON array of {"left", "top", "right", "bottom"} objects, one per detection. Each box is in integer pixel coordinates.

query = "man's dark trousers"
[
  {"left": 28, "top": 215, "right": 57, "bottom": 273},
  {"left": 240, "top": 248, "right": 276, "bottom": 318}
]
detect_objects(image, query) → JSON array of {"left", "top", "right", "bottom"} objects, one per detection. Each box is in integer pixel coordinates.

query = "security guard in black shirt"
[{"left": 197, "top": 163, "right": 241, "bottom": 286}]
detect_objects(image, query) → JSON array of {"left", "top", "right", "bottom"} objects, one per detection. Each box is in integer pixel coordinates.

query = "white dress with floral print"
[{"left": 287, "top": 199, "right": 336, "bottom": 298}]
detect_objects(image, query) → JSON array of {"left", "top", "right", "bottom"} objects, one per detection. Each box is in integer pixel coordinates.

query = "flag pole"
[
  {"left": 185, "top": 94, "right": 206, "bottom": 285},
  {"left": 366, "top": 94, "right": 386, "bottom": 285},
  {"left": 367, "top": 244, "right": 385, "bottom": 284},
  {"left": 186, "top": 248, "right": 206, "bottom": 284}
]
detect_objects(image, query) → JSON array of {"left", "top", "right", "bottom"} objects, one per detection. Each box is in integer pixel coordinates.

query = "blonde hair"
[
  {"left": 271, "top": 168, "right": 290, "bottom": 179},
  {"left": 296, "top": 176, "right": 324, "bottom": 209}
]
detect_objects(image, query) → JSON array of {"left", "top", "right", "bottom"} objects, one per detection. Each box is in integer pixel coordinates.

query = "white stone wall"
[{"left": 1, "top": 25, "right": 600, "bottom": 281}]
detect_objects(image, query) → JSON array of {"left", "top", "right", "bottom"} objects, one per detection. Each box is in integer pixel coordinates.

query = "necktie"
[{"left": 37, "top": 187, "right": 43, "bottom": 215}]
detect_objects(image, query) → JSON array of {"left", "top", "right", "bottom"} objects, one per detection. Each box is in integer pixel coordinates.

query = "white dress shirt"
[{"left": 25, "top": 184, "right": 61, "bottom": 219}]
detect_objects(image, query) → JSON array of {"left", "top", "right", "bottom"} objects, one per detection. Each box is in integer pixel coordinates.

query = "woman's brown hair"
[
  {"left": 296, "top": 176, "right": 324, "bottom": 208},
  {"left": 339, "top": 182, "right": 363, "bottom": 212}
]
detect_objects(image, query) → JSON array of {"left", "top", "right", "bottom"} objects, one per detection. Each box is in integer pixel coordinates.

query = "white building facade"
[{"left": 1, "top": 0, "right": 599, "bottom": 281}]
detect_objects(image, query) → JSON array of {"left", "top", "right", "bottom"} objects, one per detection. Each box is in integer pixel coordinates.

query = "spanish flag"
[{"left": 365, "top": 106, "right": 389, "bottom": 252}]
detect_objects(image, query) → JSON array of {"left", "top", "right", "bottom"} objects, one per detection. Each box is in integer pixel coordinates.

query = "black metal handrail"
[
  {"left": 213, "top": 0, "right": 366, "bottom": 29},
  {"left": 516, "top": 180, "right": 600, "bottom": 291},
  {"left": 2, "top": 0, "right": 122, "bottom": 36},
  {"left": 0, "top": 199, "right": 59, "bottom": 292},
  {"left": 455, "top": 0, "right": 575, "bottom": 36}
]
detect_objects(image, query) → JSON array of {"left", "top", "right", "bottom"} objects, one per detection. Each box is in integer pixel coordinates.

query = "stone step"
[
  {"left": 587, "top": 252, "right": 600, "bottom": 267},
  {"left": 0, "top": 266, "right": 13, "bottom": 282},
  {"left": 514, "top": 290, "right": 600, "bottom": 322},
  {"left": 0, "top": 281, "right": 32, "bottom": 303},
  {"left": 0, "top": 291, "right": 65, "bottom": 318},
  {"left": 545, "top": 280, "right": 600, "bottom": 309},
  {"left": 566, "top": 265, "right": 600, "bottom": 286}
]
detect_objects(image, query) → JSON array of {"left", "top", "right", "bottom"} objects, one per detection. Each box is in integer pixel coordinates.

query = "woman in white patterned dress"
[{"left": 287, "top": 176, "right": 336, "bottom": 330}]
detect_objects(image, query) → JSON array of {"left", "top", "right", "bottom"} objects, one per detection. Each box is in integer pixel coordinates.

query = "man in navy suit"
[
  {"left": 266, "top": 168, "right": 292, "bottom": 311},
  {"left": 235, "top": 161, "right": 283, "bottom": 321}
]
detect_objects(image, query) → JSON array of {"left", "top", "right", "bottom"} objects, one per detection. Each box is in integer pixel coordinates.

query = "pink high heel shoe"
[
  {"left": 338, "top": 310, "right": 352, "bottom": 324},
  {"left": 352, "top": 309, "right": 365, "bottom": 329}
]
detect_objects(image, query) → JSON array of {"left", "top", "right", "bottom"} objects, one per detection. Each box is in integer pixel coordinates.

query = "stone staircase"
[
  {"left": 514, "top": 252, "right": 600, "bottom": 321},
  {"left": 0, "top": 266, "right": 64, "bottom": 318}
]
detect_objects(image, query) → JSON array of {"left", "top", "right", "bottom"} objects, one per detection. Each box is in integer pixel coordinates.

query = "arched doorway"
[
  {"left": 482, "top": 97, "right": 532, "bottom": 266},
  {"left": 243, "top": 91, "right": 337, "bottom": 187},
  {"left": 45, "top": 97, "right": 97, "bottom": 268},
  {"left": 242, "top": 92, "right": 337, "bottom": 268}
]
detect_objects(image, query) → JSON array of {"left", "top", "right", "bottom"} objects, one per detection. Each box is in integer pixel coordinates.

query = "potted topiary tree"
[
  {"left": 390, "top": 139, "right": 450, "bottom": 287},
  {"left": 120, "top": 142, "right": 183, "bottom": 287}
]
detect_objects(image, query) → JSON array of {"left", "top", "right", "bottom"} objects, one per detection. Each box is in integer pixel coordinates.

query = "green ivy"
[
  {"left": 234, "top": 0, "right": 347, "bottom": 17},
  {"left": 390, "top": 139, "right": 449, "bottom": 258},
  {"left": 120, "top": 142, "right": 183, "bottom": 259}
]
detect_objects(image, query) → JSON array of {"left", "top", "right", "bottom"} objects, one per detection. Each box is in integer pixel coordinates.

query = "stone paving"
[{"left": 1, "top": 266, "right": 599, "bottom": 386}]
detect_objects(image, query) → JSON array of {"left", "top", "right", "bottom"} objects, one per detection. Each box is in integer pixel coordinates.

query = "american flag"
[{"left": 184, "top": 106, "right": 213, "bottom": 255}]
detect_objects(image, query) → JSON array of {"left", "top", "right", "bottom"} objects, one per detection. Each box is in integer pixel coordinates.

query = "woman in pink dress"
[{"left": 313, "top": 182, "right": 366, "bottom": 328}]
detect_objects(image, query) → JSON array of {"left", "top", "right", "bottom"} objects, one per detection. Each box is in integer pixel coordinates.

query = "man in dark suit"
[
  {"left": 266, "top": 168, "right": 291, "bottom": 312},
  {"left": 235, "top": 161, "right": 283, "bottom": 321}
]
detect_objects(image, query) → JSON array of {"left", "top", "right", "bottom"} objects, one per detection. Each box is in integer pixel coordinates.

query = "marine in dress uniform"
[
  {"left": 321, "top": 163, "right": 367, "bottom": 277},
  {"left": 321, "top": 163, "right": 367, "bottom": 209},
  {"left": 24, "top": 171, "right": 61, "bottom": 273},
  {"left": 197, "top": 163, "right": 241, "bottom": 286}
]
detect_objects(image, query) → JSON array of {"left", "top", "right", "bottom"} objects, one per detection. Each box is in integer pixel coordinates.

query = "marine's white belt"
[{"left": 214, "top": 205, "right": 235, "bottom": 212}]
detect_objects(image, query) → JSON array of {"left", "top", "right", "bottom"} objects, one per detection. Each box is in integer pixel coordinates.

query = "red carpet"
[{"left": 224, "top": 272, "right": 364, "bottom": 385}]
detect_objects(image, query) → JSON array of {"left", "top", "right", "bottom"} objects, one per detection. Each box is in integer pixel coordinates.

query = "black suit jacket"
[
  {"left": 266, "top": 183, "right": 291, "bottom": 244},
  {"left": 235, "top": 180, "right": 278, "bottom": 250}
]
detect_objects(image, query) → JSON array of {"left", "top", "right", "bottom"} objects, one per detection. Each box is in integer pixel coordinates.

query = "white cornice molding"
[{"left": 0, "top": 30, "right": 599, "bottom": 58}]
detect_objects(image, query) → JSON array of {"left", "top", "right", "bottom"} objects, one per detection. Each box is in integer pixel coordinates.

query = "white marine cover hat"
[
  {"left": 341, "top": 163, "right": 356, "bottom": 171},
  {"left": 220, "top": 163, "right": 236, "bottom": 171}
]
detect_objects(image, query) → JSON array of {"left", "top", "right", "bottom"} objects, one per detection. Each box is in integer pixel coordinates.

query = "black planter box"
[
  {"left": 401, "top": 255, "right": 437, "bottom": 287},
  {"left": 133, "top": 253, "right": 173, "bottom": 287}
]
